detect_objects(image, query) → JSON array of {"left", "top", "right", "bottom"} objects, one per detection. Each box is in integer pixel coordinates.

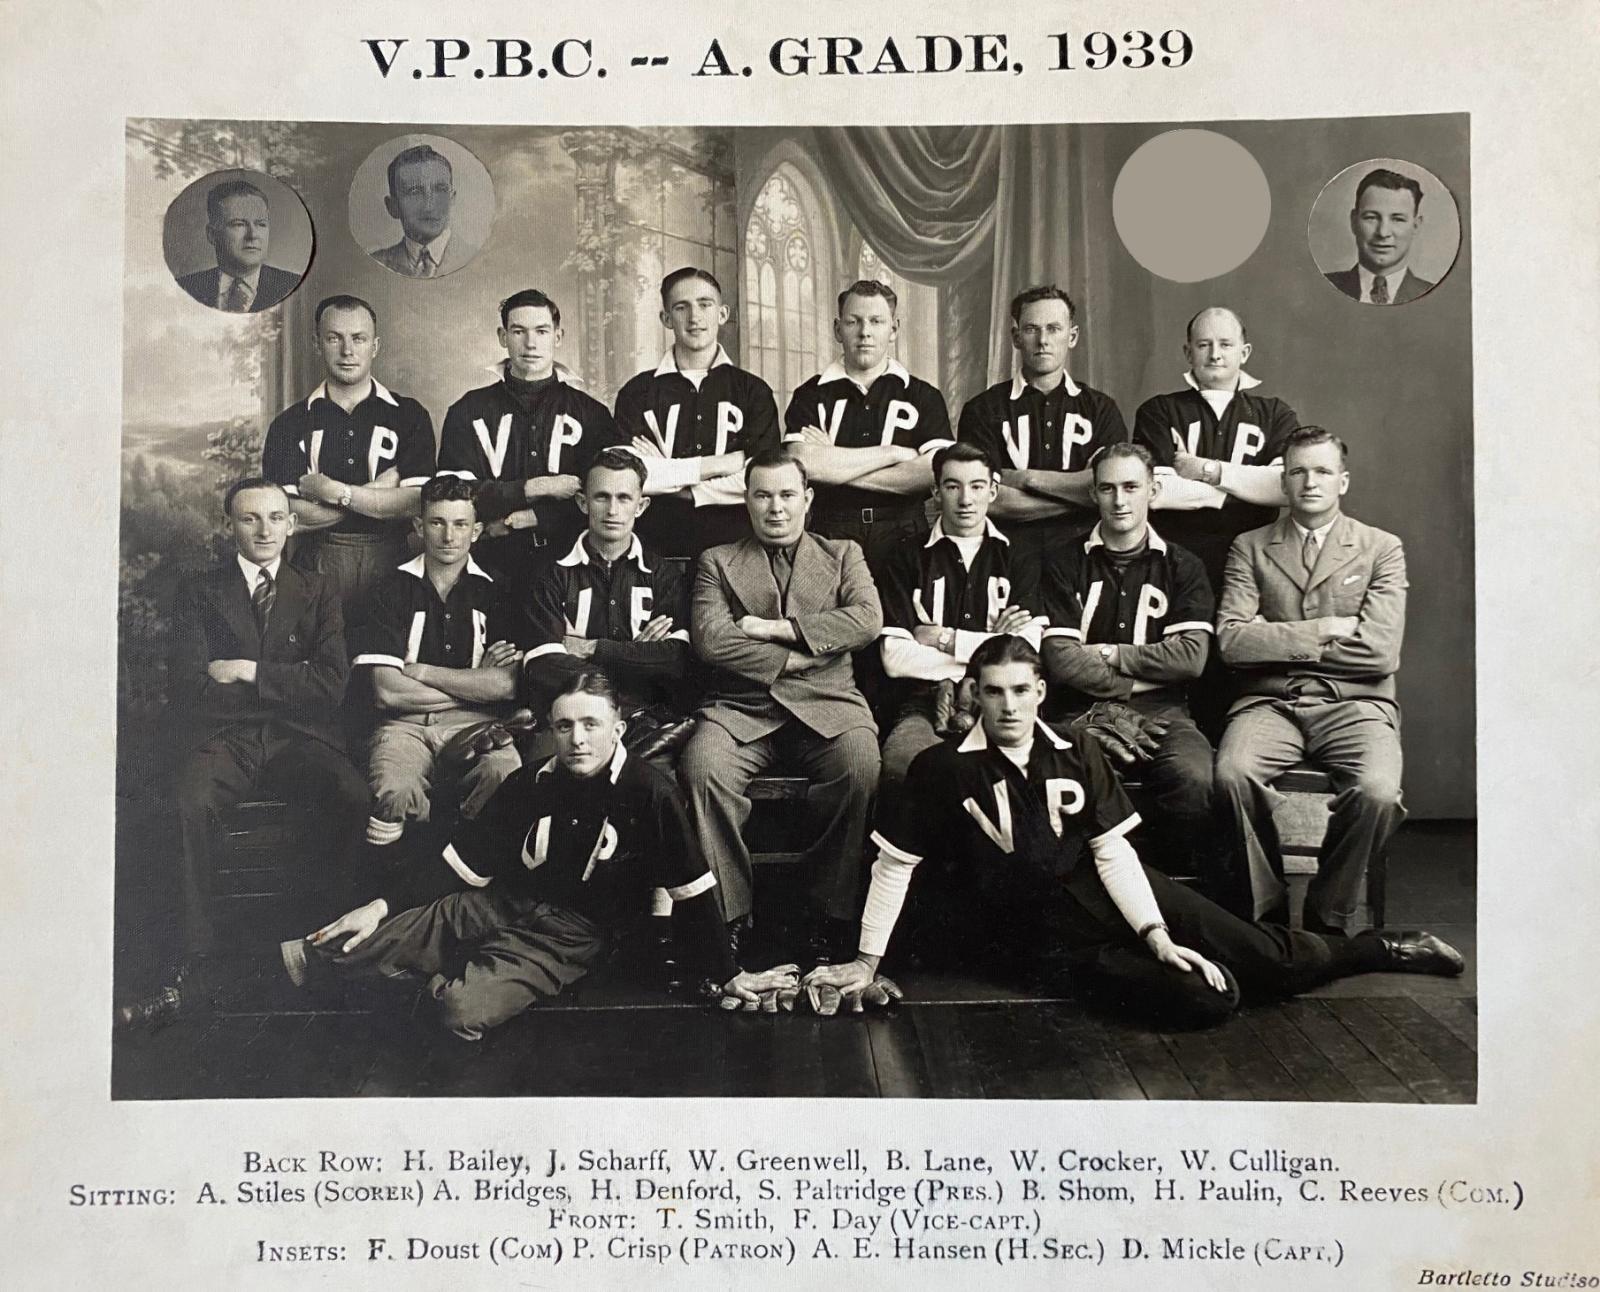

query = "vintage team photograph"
[{"left": 113, "top": 114, "right": 1475, "bottom": 1102}]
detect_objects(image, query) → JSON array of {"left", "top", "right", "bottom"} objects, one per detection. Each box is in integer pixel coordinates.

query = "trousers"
[
  {"left": 1215, "top": 696, "right": 1405, "bottom": 931},
  {"left": 679, "top": 717, "right": 879, "bottom": 923},
  {"left": 317, "top": 890, "right": 609, "bottom": 1040}
]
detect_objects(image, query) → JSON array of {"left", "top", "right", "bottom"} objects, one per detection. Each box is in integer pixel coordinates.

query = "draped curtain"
[{"left": 806, "top": 124, "right": 1103, "bottom": 407}]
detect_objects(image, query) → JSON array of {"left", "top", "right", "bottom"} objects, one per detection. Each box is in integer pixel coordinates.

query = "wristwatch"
[
  {"left": 336, "top": 483, "right": 353, "bottom": 508},
  {"left": 938, "top": 626, "right": 956, "bottom": 653},
  {"left": 1099, "top": 644, "right": 1116, "bottom": 663}
]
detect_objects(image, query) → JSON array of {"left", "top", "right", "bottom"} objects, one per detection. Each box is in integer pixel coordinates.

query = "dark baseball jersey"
[
  {"left": 438, "top": 365, "right": 623, "bottom": 571},
  {"left": 1132, "top": 374, "right": 1299, "bottom": 583},
  {"left": 522, "top": 534, "right": 691, "bottom": 707},
  {"left": 879, "top": 519, "right": 1043, "bottom": 645},
  {"left": 782, "top": 359, "right": 953, "bottom": 517},
  {"left": 350, "top": 554, "right": 518, "bottom": 673},
  {"left": 385, "top": 744, "right": 736, "bottom": 982},
  {"left": 876, "top": 720, "right": 1140, "bottom": 905},
  {"left": 261, "top": 380, "right": 436, "bottom": 536},
  {"left": 615, "top": 347, "right": 781, "bottom": 555}
]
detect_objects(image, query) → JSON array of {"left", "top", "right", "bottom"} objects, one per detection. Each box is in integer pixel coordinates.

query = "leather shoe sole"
[{"left": 1383, "top": 930, "right": 1465, "bottom": 977}]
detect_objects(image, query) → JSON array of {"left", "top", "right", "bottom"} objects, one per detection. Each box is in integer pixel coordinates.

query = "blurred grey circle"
[{"left": 1113, "top": 130, "right": 1271, "bottom": 283}]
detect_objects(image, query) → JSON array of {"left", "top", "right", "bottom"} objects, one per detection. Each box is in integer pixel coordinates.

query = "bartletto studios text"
[{"left": 61, "top": 1137, "right": 1578, "bottom": 1282}]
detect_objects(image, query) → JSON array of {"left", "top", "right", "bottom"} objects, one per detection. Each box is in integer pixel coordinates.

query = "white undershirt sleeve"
[
  {"left": 1088, "top": 829, "right": 1164, "bottom": 936},
  {"left": 640, "top": 455, "right": 704, "bottom": 494},
  {"left": 1152, "top": 468, "right": 1227, "bottom": 511},
  {"left": 881, "top": 634, "right": 965, "bottom": 682},
  {"left": 1217, "top": 461, "right": 1286, "bottom": 505},
  {"left": 858, "top": 837, "right": 923, "bottom": 958},
  {"left": 688, "top": 471, "right": 748, "bottom": 507}
]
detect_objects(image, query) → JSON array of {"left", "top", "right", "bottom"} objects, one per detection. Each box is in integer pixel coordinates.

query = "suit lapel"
[
  {"left": 214, "top": 564, "right": 260, "bottom": 650},
  {"left": 260, "top": 562, "right": 308, "bottom": 654},
  {"left": 1306, "top": 515, "right": 1358, "bottom": 592},
  {"left": 1262, "top": 516, "right": 1306, "bottom": 590},
  {"left": 723, "top": 538, "right": 783, "bottom": 619},
  {"left": 787, "top": 533, "right": 831, "bottom": 612}
]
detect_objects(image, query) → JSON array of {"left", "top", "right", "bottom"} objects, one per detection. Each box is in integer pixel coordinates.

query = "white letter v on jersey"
[{"left": 963, "top": 783, "right": 1016, "bottom": 853}]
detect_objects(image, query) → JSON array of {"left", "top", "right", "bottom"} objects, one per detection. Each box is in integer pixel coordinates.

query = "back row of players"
[{"left": 137, "top": 266, "right": 1459, "bottom": 1037}]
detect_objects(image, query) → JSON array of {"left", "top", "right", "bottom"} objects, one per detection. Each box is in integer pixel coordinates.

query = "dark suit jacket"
[
  {"left": 692, "top": 532, "right": 882, "bottom": 742},
  {"left": 1324, "top": 265, "right": 1436, "bottom": 304},
  {"left": 165, "top": 560, "right": 351, "bottom": 753},
  {"left": 1216, "top": 513, "right": 1407, "bottom": 712},
  {"left": 176, "top": 264, "right": 300, "bottom": 312}
]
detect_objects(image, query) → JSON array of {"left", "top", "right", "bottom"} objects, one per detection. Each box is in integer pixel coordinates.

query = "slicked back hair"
[
  {"left": 586, "top": 447, "right": 649, "bottom": 492},
  {"left": 223, "top": 476, "right": 289, "bottom": 518},
  {"left": 1282, "top": 425, "right": 1349, "bottom": 466},
  {"left": 967, "top": 632, "right": 1045, "bottom": 683},
  {"left": 500, "top": 288, "right": 561, "bottom": 329},
  {"left": 746, "top": 446, "right": 810, "bottom": 490},
  {"left": 1009, "top": 284, "right": 1077, "bottom": 323},
  {"left": 836, "top": 278, "right": 898, "bottom": 318},
  {"left": 386, "top": 143, "right": 453, "bottom": 198},
  {"left": 661, "top": 266, "right": 722, "bottom": 306},
  {"left": 1353, "top": 167, "right": 1423, "bottom": 213},
  {"left": 206, "top": 179, "right": 268, "bottom": 225},
  {"left": 1089, "top": 441, "right": 1155, "bottom": 482},
  {"left": 933, "top": 440, "right": 998, "bottom": 483},
  {"left": 550, "top": 667, "right": 622, "bottom": 716}
]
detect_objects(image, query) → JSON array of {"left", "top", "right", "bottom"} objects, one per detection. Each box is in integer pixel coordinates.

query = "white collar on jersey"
[
  {"left": 489, "top": 360, "right": 583, "bottom": 387},
  {"left": 306, "top": 377, "right": 398, "bottom": 408},
  {"left": 557, "top": 532, "right": 652, "bottom": 574},
  {"left": 959, "top": 717, "right": 1072, "bottom": 754},
  {"left": 926, "top": 516, "right": 1010, "bottom": 548},
  {"left": 817, "top": 356, "right": 911, "bottom": 389},
  {"left": 535, "top": 739, "right": 629, "bottom": 784},
  {"left": 654, "top": 344, "right": 734, "bottom": 377},
  {"left": 1084, "top": 521, "right": 1168, "bottom": 553},
  {"left": 1182, "top": 369, "right": 1262, "bottom": 392},
  {"left": 1009, "top": 369, "right": 1082, "bottom": 400},
  {"left": 397, "top": 552, "right": 494, "bottom": 581}
]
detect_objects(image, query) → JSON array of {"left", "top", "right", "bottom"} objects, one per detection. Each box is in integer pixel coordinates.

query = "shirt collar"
[
  {"left": 818, "top": 356, "right": 911, "bottom": 390},
  {"left": 236, "top": 552, "right": 281, "bottom": 587},
  {"left": 557, "top": 532, "right": 652, "bottom": 574},
  {"left": 1357, "top": 263, "right": 1408, "bottom": 302},
  {"left": 654, "top": 344, "right": 733, "bottom": 377},
  {"left": 402, "top": 228, "right": 451, "bottom": 267},
  {"left": 1084, "top": 521, "right": 1166, "bottom": 553},
  {"left": 1008, "top": 369, "right": 1081, "bottom": 400},
  {"left": 491, "top": 360, "right": 581, "bottom": 387},
  {"left": 958, "top": 718, "right": 1071, "bottom": 755},
  {"left": 534, "top": 739, "right": 629, "bottom": 785},
  {"left": 398, "top": 552, "right": 494, "bottom": 581},
  {"left": 1183, "top": 369, "right": 1262, "bottom": 393},
  {"left": 926, "top": 516, "right": 1010, "bottom": 548},
  {"left": 306, "top": 377, "right": 397, "bottom": 408},
  {"left": 1292, "top": 515, "right": 1339, "bottom": 543}
]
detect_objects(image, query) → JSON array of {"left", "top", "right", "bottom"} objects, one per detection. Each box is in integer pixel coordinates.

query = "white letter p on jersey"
[{"left": 548, "top": 414, "right": 584, "bottom": 472}]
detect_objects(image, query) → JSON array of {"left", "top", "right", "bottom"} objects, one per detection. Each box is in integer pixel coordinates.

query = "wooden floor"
[{"left": 111, "top": 822, "right": 1476, "bottom": 1103}]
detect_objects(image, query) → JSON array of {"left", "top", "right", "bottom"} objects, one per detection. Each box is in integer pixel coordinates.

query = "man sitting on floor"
[
  {"left": 285, "top": 669, "right": 798, "bottom": 1039},
  {"left": 801, "top": 635, "right": 1462, "bottom": 1024}
]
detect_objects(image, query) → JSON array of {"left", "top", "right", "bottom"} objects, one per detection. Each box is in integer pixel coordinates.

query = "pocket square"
[{"left": 1342, "top": 573, "right": 1362, "bottom": 584}]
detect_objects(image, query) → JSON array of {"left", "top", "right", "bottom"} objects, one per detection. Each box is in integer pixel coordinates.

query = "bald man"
[{"left": 1133, "top": 307, "right": 1301, "bottom": 593}]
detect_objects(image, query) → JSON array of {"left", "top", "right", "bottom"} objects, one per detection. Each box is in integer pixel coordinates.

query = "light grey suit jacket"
[
  {"left": 1216, "top": 513, "right": 1407, "bottom": 711},
  {"left": 369, "top": 232, "right": 481, "bottom": 277},
  {"left": 692, "top": 532, "right": 882, "bottom": 741}
]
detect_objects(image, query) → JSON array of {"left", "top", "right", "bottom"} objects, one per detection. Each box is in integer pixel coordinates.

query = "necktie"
[
  {"left": 769, "top": 546, "right": 794, "bottom": 611},
  {"left": 1370, "top": 274, "right": 1389, "bottom": 305},
  {"left": 223, "top": 277, "right": 251, "bottom": 312},
  {"left": 416, "top": 248, "right": 436, "bottom": 278},
  {"left": 1301, "top": 530, "right": 1319, "bottom": 578},
  {"left": 252, "top": 567, "right": 275, "bottom": 634}
]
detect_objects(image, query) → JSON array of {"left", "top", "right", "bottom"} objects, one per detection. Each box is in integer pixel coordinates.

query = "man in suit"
[
  {"left": 1325, "top": 168, "right": 1436, "bottom": 305},
  {"left": 1214, "top": 427, "right": 1407, "bottom": 934},
  {"left": 368, "top": 144, "right": 480, "bottom": 278},
  {"left": 679, "top": 448, "right": 883, "bottom": 959},
  {"left": 120, "top": 478, "right": 369, "bottom": 1026},
  {"left": 176, "top": 179, "right": 300, "bottom": 312}
]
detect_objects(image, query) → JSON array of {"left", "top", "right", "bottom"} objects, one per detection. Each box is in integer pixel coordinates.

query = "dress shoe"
[
  {"left": 115, "top": 985, "right": 186, "bottom": 1032},
  {"left": 1381, "top": 930, "right": 1465, "bottom": 977}
]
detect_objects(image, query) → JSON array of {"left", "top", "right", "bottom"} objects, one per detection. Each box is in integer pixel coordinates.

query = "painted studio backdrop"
[{"left": 119, "top": 117, "right": 1473, "bottom": 977}]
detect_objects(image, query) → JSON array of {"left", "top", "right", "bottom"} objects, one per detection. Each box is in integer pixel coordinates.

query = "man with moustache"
[
  {"left": 782, "top": 279, "right": 953, "bottom": 577},
  {"left": 177, "top": 178, "right": 301, "bottom": 312},
  {"left": 353, "top": 476, "right": 524, "bottom": 856},
  {"left": 1214, "top": 427, "right": 1408, "bottom": 935},
  {"left": 281, "top": 670, "right": 800, "bottom": 1040},
  {"left": 438, "top": 289, "right": 622, "bottom": 590},
  {"left": 614, "top": 267, "right": 781, "bottom": 558},
  {"left": 958, "top": 285, "right": 1130, "bottom": 566},
  {"left": 679, "top": 448, "right": 883, "bottom": 959},
  {"left": 368, "top": 143, "right": 480, "bottom": 278},
  {"left": 261, "top": 295, "right": 437, "bottom": 614},
  {"left": 800, "top": 635, "right": 1461, "bottom": 1024},
  {"left": 1325, "top": 168, "right": 1436, "bottom": 305},
  {"left": 117, "top": 478, "right": 368, "bottom": 1028}
]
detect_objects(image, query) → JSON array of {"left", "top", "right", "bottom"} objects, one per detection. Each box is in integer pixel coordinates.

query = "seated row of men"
[{"left": 125, "top": 421, "right": 1454, "bottom": 1039}]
